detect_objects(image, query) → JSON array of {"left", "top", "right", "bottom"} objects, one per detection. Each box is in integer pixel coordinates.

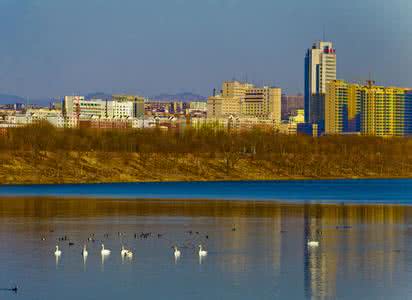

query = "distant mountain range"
[
  {"left": 0, "top": 94, "right": 51, "bottom": 106},
  {"left": 86, "top": 92, "right": 112, "bottom": 100},
  {"left": 150, "top": 92, "right": 206, "bottom": 102},
  {"left": 0, "top": 94, "right": 26, "bottom": 104},
  {"left": 0, "top": 91, "right": 207, "bottom": 106},
  {"left": 87, "top": 92, "right": 207, "bottom": 102}
]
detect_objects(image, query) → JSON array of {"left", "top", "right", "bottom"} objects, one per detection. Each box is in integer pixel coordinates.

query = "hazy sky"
[{"left": 0, "top": 0, "right": 410, "bottom": 99}]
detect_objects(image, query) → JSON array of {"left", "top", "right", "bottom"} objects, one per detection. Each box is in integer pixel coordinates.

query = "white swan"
[
  {"left": 82, "top": 245, "right": 88, "bottom": 257},
  {"left": 54, "top": 245, "right": 62, "bottom": 257},
  {"left": 121, "top": 246, "right": 133, "bottom": 258},
  {"left": 174, "top": 246, "right": 181, "bottom": 258},
  {"left": 121, "top": 246, "right": 128, "bottom": 257},
  {"left": 307, "top": 241, "right": 319, "bottom": 247},
  {"left": 101, "top": 244, "right": 111, "bottom": 256},
  {"left": 198, "top": 245, "right": 207, "bottom": 257}
]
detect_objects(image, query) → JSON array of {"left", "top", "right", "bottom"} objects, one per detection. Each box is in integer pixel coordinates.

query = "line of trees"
[
  {"left": 1, "top": 121, "right": 411, "bottom": 154},
  {"left": 1, "top": 121, "right": 412, "bottom": 177}
]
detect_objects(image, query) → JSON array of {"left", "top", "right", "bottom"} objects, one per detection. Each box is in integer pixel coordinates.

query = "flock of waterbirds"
[
  {"left": 1, "top": 226, "right": 322, "bottom": 294},
  {"left": 49, "top": 228, "right": 216, "bottom": 264},
  {"left": 1, "top": 229, "right": 216, "bottom": 295},
  {"left": 50, "top": 227, "right": 321, "bottom": 261},
  {"left": 53, "top": 243, "right": 204, "bottom": 260}
]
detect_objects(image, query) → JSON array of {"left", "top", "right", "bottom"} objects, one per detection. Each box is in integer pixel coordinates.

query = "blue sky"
[{"left": 0, "top": 0, "right": 410, "bottom": 99}]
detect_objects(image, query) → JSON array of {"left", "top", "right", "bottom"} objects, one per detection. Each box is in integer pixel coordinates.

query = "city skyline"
[
  {"left": 0, "top": 0, "right": 410, "bottom": 99},
  {"left": 2, "top": 2, "right": 412, "bottom": 300}
]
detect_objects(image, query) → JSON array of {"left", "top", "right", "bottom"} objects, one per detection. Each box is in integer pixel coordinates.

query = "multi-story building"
[
  {"left": 281, "top": 94, "right": 304, "bottom": 120},
  {"left": 112, "top": 94, "right": 145, "bottom": 118},
  {"left": 112, "top": 94, "right": 143, "bottom": 102},
  {"left": 187, "top": 101, "right": 207, "bottom": 117},
  {"left": 3, "top": 109, "right": 65, "bottom": 128},
  {"left": 325, "top": 80, "right": 412, "bottom": 137},
  {"left": 289, "top": 109, "right": 305, "bottom": 124},
  {"left": 169, "top": 101, "right": 185, "bottom": 114},
  {"left": 189, "top": 101, "right": 207, "bottom": 111},
  {"left": 304, "top": 41, "right": 337, "bottom": 125},
  {"left": 63, "top": 96, "right": 107, "bottom": 118},
  {"left": 207, "top": 95, "right": 241, "bottom": 118},
  {"left": 63, "top": 95, "right": 146, "bottom": 128},
  {"left": 361, "top": 85, "right": 412, "bottom": 137},
  {"left": 107, "top": 101, "right": 134, "bottom": 118},
  {"left": 241, "top": 86, "right": 282, "bottom": 121},
  {"left": 222, "top": 81, "right": 255, "bottom": 98},
  {"left": 145, "top": 101, "right": 170, "bottom": 114},
  {"left": 207, "top": 81, "right": 282, "bottom": 124},
  {"left": 63, "top": 96, "right": 84, "bottom": 116},
  {"left": 325, "top": 80, "right": 361, "bottom": 134},
  {"left": 279, "top": 109, "right": 305, "bottom": 135}
]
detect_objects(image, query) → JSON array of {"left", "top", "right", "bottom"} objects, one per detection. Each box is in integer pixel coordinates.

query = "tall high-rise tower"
[{"left": 304, "top": 41, "right": 337, "bottom": 125}]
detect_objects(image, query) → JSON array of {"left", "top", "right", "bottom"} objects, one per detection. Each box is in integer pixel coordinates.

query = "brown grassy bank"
[{"left": 0, "top": 122, "right": 412, "bottom": 184}]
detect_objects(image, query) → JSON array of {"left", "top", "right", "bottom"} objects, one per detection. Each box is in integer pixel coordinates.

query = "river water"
[
  {"left": 1, "top": 180, "right": 412, "bottom": 299},
  {"left": 0, "top": 179, "right": 412, "bottom": 204}
]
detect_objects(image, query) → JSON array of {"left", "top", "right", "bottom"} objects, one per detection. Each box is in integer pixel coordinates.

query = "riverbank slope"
[
  {"left": 1, "top": 125, "right": 411, "bottom": 184},
  {"left": 0, "top": 150, "right": 410, "bottom": 184}
]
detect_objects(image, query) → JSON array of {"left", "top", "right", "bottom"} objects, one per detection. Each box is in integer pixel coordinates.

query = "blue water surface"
[{"left": 0, "top": 179, "right": 411, "bottom": 204}]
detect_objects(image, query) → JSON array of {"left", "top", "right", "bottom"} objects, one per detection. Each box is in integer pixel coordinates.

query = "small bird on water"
[
  {"left": 54, "top": 245, "right": 62, "bottom": 257},
  {"left": 0, "top": 285, "right": 17, "bottom": 293},
  {"left": 82, "top": 245, "right": 88, "bottom": 257},
  {"left": 307, "top": 241, "right": 319, "bottom": 247},
  {"left": 173, "top": 246, "right": 181, "bottom": 259},
  {"left": 198, "top": 245, "right": 207, "bottom": 257}
]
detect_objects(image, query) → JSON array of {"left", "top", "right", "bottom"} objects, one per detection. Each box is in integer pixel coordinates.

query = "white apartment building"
[
  {"left": 5, "top": 109, "right": 65, "bottom": 127},
  {"left": 107, "top": 101, "right": 134, "bottom": 118},
  {"left": 189, "top": 101, "right": 207, "bottom": 111},
  {"left": 304, "top": 41, "right": 337, "bottom": 123},
  {"left": 64, "top": 96, "right": 108, "bottom": 118}
]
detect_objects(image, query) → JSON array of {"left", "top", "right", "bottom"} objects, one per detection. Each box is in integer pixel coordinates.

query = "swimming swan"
[
  {"left": 307, "top": 241, "right": 319, "bottom": 247},
  {"left": 54, "top": 245, "right": 62, "bottom": 257},
  {"left": 121, "top": 246, "right": 128, "bottom": 257},
  {"left": 198, "top": 245, "right": 207, "bottom": 257},
  {"left": 82, "top": 245, "right": 88, "bottom": 257},
  {"left": 121, "top": 246, "right": 133, "bottom": 258},
  {"left": 174, "top": 246, "right": 181, "bottom": 258},
  {"left": 101, "top": 244, "right": 111, "bottom": 256}
]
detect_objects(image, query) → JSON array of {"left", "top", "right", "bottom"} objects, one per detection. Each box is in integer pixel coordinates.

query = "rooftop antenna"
[
  {"left": 367, "top": 72, "right": 375, "bottom": 87},
  {"left": 322, "top": 24, "right": 326, "bottom": 41}
]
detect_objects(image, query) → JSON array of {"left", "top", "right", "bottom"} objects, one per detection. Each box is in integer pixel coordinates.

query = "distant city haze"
[{"left": 0, "top": 0, "right": 410, "bottom": 100}]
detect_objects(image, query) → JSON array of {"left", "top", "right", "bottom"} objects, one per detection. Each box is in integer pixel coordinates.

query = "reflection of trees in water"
[
  {"left": 302, "top": 204, "right": 408, "bottom": 299},
  {"left": 215, "top": 205, "right": 283, "bottom": 277},
  {"left": 0, "top": 197, "right": 409, "bottom": 297}
]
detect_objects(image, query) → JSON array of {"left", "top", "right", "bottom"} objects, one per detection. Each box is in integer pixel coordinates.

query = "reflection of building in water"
[
  {"left": 303, "top": 204, "right": 337, "bottom": 299},
  {"left": 216, "top": 204, "right": 283, "bottom": 279},
  {"left": 343, "top": 205, "right": 406, "bottom": 283},
  {"left": 303, "top": 204, "right": 408, "bottom": 299},
  {"left": 271, "top": 206, "right": 282, "bottom": 276}
]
